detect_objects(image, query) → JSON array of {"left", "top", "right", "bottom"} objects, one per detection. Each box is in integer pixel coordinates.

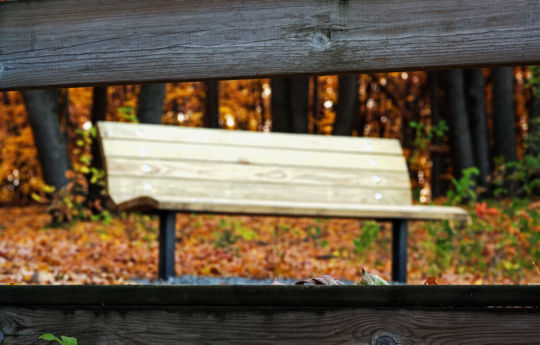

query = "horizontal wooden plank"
[
  {"left": 106, "top": 158, "right": 412, "bottom": 189},
  {"left": 0, "top": 286, "right": 538, "bottom": 345},
  {"left": 114, "top": 195, "right": 468, "bottom": 221},
  {"left": 2, "top": 0, "right": 540, "bottom": 89},
  {"left": 107, "top": 176, "right": 413, "bottom": 207},
  {"left": 101, "top": 139, "right": 408, "bottom": 172},
  {"left": 1, "top": 305, "right": 538, "bottom": 345},
  {"left": 1, "top": 285, "right": 538, "bottom": 307},
  {"left": 98, "top": 122, "right": 403, "bottom": 155}
]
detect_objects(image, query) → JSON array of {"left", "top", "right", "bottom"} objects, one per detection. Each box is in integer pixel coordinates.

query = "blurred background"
[{"left": 0, "top": 67, "right": 538, "bottom": 285}]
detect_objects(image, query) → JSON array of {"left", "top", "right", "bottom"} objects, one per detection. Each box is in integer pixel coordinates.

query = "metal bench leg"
[
  {"left": 158, "top": 211, "right": 176, "bottom": 281},
  {"left": 391, "top": 219, "right": 407, "bottom": 283}
]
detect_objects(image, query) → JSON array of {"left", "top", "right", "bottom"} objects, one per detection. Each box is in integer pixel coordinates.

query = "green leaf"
[
  {"left": 61, "top": 336, "right": 78, "bottom": 345},
  {"left": 39, "top": 334, "right": 61, "bottom": 343}
]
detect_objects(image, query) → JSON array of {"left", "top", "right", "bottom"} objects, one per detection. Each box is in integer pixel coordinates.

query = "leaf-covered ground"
[{"left": 0, "top": 201, "right": 538, "bottom": 285}]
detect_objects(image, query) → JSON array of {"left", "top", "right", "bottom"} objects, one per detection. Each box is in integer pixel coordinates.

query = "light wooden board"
[
  {"left": 106, "top": 158, "right": 411, "bottom": 189},
  {"left": 115, "top": 196, "right": 468, "bottom": 221},
  {"left": 99, "top": 122, "right": 403, "bottom": 155},
  {"left": 1, "top": 306, "right": 537, "bottom": 344},
  {"left": 2, "top": 0, "right": 540, "bottom": 89},
  {"left": 107, "top": 176, "right": 413, "bottom": 207},
  {"left": 101, "top": 140, "right": 408, "bottom": 172}
]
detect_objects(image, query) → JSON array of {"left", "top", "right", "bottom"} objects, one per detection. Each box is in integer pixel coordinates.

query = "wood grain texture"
[
  {"left": 106, "top": 158, "right": 411, "bottom": 189},
  {"left": 101, "top": 139, "right": 408, "bottom": 171},
  {"left": 1, "top": 305, "right": 538, "bottom": 345},
  {"left": 99, "top": 122, "right": 403, "bottom": 155},
  {"left": 118, "top": 198, "right": 468, "bottom": 221},
  {"left": 2, "top": 0, "right": 540, "bottom": 90},
  {"left": 107, "top": 176, "right": 413, "bottom": 206},
  {"left": 96, "top": 122, "right": 469, "bottom": 219}
]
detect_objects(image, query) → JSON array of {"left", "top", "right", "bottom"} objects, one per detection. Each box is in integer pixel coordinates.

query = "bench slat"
[
  {"left": 106, "top": 158, "right": 411, "bottom": 189},
  {"left": 101, "top": 140, "right": 408, "bottom": 172},
  {"left": 99, "top": 122, "right": 403, "bottom": 155},
  {"left": 115, "top": 196, "right": 468, "bottom": 221},
  {"left": 108, "top": 176, "right": 413, "bottom": 207}
]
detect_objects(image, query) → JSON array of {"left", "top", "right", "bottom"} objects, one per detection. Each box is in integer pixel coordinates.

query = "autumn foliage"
[{"left": 0, "top": 70, "right": 538, "bottom": 285}]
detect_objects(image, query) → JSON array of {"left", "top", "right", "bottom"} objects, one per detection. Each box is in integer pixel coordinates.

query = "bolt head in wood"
[{"left": 374, "top": 335, "right": 396, "bottom": 345}]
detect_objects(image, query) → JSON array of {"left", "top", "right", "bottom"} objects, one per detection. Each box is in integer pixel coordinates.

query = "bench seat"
[
  {"left": 98, "top": 121, "right": 468, "bottom": 282},
  {"left": 116, "top": 197, "right": 467, "bottom": 221}
]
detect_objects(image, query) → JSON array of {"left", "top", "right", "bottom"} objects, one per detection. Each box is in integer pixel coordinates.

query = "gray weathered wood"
[
  {"left": 2, "top": 0, "right": 540, "bottom": 90},
  {"left": 0, "top": 286, "right": 538, "bottom": 345},
  {"left": 1, "top": 306, "right": 538, "bottom": 345}
]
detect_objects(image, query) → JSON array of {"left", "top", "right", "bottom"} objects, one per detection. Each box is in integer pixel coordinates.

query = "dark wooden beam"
[
  {"left": 1, "top": 285, "right": 538, "bottom": 307},
  {"left": 2, "top": 0, "right": 540, "bottom": 90},
  {"left": 0, "top": 286, "right": 539, "bottom": 345}
]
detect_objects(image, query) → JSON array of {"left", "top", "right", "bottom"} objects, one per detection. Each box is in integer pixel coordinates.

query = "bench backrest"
[{"left": 98, "top": 122, "right": 412, "bottom": 213}]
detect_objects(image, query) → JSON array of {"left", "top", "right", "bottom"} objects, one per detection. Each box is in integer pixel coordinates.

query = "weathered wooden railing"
[
  {"left": 1, "top": 1, "right": 540, "bottom": 343},
  {"left": 2, "top": 0, "right": 540, "bottom": 90},
  {"left": 0, "top": 285, "right": 539, "bottom": 344}
]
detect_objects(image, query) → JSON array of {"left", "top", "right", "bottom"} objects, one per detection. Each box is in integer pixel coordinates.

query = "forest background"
[{"left": 0, "top": 67, "right": 538, "bottom": 285}]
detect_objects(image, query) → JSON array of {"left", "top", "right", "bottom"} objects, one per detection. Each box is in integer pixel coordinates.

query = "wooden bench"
[
  {"left": 3, "top": 0, "right": 540, "bottom": 343},
  {"left": 98, "top": 121, "right": 467, "bottom": 282}
]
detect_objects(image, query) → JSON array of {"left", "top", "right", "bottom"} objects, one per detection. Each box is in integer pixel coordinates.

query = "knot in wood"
[
  {"left": 312, "top": 32, "right": 330, "bottom": 50},
  {"left": 374, "top": 335, "right": 396, "bottom": 345}
]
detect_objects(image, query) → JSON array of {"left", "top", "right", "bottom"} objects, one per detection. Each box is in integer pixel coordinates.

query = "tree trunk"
[
  {"left": 441, "top": 70, "right": 476, "bottom": 178},
  {"left": 204, "top": 81, "right": 220, "bottom": 128},
  {"left": 464, "top": 69, "right": 491, "bottom": 189},
  {"left": 22, "top": 89, "right": 71, "bottom": 190},
  {"left": 88, "top": 86, "right": 108, "bottom": 208},
  {"left": 270, "top": 78, "right": 290, "bottom": 133},
  {"left": 288, "top": 77, "right": 310, "bottom": 133},
  {"left": 137, "top": 84, "right": 165, "bottom": 124},
  {"left": 271, "top": 77, "right": 309, "bottom": 133},
  {"left": 429, "top": 72, "right": 449, "bottom": 198},
  {"left": 333, "top": 74, "right": 358, "bottom": 136},
  {"left": 528, "top": 68, "right": 540, "bottom": 157},
  {"left": 312, "top": 77, "right": 320, "bottom": 134},
  {"left": 492, "top": 67, "right": 517, "bottom": 163}
]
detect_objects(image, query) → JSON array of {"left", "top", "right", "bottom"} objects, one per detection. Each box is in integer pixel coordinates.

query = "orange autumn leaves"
[{"left": 0, "top": 200, "right": 538, "bottom": 285}]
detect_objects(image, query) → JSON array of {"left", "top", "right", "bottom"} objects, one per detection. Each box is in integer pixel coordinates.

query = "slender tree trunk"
[
  {"left": 2, "top": 92, "right": 10, "bottom": 105},
  {"left": 492, "top": 67, "right": 518, "bottom": 163},
  {"left": 288, "top": 77, "right": 309, "bottom": 133},
  {"left": 88, "top": 86, "right": 108, "bottom": 208},
  {"left": 312, "top": 77, "right": 320, "bottom": 134},
  {"left": 271, "top": 77, "right": 309, "bottom": 133},
  {"left": 137, "top": 84, "right": 165, "bottom": 124},
  {"left": 204, "top": 81, "right": 220, "bottom": 128},
  {"left": 270, "top": 78, "right": 290, "bottom": 133},
  {"left": 429, "top": 72, "right": 449, "bottom": 198},
  {"left": 441, "top": 70, "right": 476, "bottom": 178},
  {"left": 60, "top": 89, "right": 70, "bottom": 143},
  {"left": 464, "top": 69, "right": 491, "bottom": 189},
  {"left": 528, "top": 67, "right": 540, "bottom": 158},
  {"left": 356, "top": 77, "right": 366, "bottom": 137},
  {"left": 333, "top": 74, "right": 358, "bottom": 136},
  {"left": 22, "top": 89, "right": 71, "bottom": 190}
]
